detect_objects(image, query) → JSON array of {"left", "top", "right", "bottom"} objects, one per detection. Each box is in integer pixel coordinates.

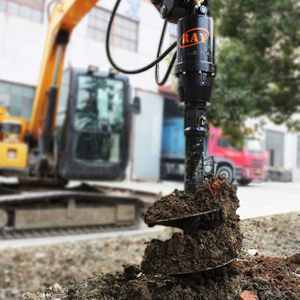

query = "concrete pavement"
[
  {"left": 237, "top": 181, "right": 300, "bottom": 219},
  {"left": 86, "top": 180, "right": 300, "bottom": 219}
]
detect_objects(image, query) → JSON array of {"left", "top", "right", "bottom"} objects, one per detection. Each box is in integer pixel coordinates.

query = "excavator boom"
[{"left": 29, "top": 0, "right": 99, "bottom": 140}]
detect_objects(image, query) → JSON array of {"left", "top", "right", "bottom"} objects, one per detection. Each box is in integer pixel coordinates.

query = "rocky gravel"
[
  {"left": 0, "top": 211, "right": 299, "bottom": 300},
  {"left": 241, "top": 212, "right": 300, "bottom": 257}
]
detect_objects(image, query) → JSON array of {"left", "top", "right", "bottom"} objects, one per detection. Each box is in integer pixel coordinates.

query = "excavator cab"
[
  {"left": 0, "top": 67, "right": 134, "bottom": 183},
  {"left": 55, "top": 67, "right": 132, "bottom": 181}
]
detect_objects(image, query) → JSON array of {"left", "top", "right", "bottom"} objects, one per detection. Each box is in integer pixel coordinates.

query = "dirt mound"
[
  {"left": 22, "top": 256, "right": 300, "bottom": 300},
  {"left": 240, "top": 255, "right": 300, "bottom": 297},
  {"left": 39, "top": 264, "right": 241, "bottom": 300},
  {"left": 144, "top": 175, "right": 240, "bottom": 226},
  {"left": 242, "top": 277, "right": 299, "bottom": 300}
]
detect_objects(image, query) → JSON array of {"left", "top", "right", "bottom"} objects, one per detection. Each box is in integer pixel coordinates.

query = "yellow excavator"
[{"left": 0, "top": 0, "right": 159, "bottom": 236}]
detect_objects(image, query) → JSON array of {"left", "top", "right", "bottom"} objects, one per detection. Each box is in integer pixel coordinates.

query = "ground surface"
[
  {"left": 0, "top": 211, "right": 298, "bottom": 300},
  {"left": 241, "top": 212, "right": 300, "bottom": 257}
]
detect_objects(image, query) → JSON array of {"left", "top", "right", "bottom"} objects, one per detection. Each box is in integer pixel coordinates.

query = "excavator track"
[
  {"left": 0, "top": 223, "right": 138, "bottom": 240},
  {"left": 0, "top": 184, "right": 154, "bottom": 239}
]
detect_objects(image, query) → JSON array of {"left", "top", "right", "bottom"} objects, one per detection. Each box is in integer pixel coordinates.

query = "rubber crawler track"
[
  {"left": 0, "top": 224, "right": 139, "bottom": 240},
  {"left": 0, "top": 188, "right": 144, "bottom": 240}
]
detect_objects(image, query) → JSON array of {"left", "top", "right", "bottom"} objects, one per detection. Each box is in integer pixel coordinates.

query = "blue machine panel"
[{"left": 162, "top": 117, "right": 185, "bottom": 158}]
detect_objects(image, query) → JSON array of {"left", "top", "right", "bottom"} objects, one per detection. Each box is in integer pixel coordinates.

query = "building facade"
[
  {"left": 0, "top": 0, "right": 299, "bottom": 181},
  {"left": 246, "top": 118, "right": 300, "bottom": 182}
]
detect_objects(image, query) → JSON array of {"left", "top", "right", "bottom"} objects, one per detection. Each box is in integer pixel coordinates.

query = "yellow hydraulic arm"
[{"left": 29, "top": 0, "right": 99, "bottom": 141}]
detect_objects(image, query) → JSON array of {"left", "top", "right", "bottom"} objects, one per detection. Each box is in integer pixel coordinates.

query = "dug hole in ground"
[{"left": 0, "top": 176, "right": 299, "bottom": 300}]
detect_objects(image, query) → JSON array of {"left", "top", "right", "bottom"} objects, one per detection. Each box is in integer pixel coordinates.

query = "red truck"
[
  {"left": 161, "top": 118, "right": 266, "bottom": 185},
  {"left": 208, "top": 126, "right": 267, "bottom": 185}
]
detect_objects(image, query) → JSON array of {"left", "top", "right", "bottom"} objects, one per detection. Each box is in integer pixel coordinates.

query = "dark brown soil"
[
  {"left": 242, "top": 277, "right": 299, "bottom": 300},
  {"left": 239, "top": 254, "right": 300, "bottom": 296},
  {"left": 144, "top": 175, "right": 240, "bottom": 226},
  {"left": 238, "top": 254, "right": 300, "bottom": 299},
  {"left": 62, "top": 264, "right": 241, "bottom": 300},
  {"left": 141, "top": 223, "right": 242, "bottom": 275},
  {"left": 142, "top": 175, "right": 242, "bottom": 275},
  {"left": 64, "top": 264, "right": 242, "bottom": 300},
  {"left": 22, "top": 256, "right": 300, "bottom": 300}
]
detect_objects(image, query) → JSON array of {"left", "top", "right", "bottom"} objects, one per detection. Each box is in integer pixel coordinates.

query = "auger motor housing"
[
  {"left": 152, "top": 0, "right": 216, "bottom": 193},
  {"left": 175, "top": 10, "right": 216, "bottom": 104}
]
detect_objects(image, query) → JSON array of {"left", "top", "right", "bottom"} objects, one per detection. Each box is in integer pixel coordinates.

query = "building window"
[
  {"left": 0, "top": 81, "right": 35, "bottom": 120},
  {"left": 88, "top": 6, "right": 138, "bottom": 52},
  {"left": 266, "top": 130, "right": 285, "bottom": 168},
  {"left": 0, "top": 0, "right": 44, "bottom": 23}
]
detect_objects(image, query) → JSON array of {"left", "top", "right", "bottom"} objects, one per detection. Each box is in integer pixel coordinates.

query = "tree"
[{"left": 208, "top": 0, "right": 300, "bottom": 136}]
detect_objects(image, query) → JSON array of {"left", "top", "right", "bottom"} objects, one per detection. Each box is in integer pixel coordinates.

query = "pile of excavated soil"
[
  {"left": 57, "top": 264, "right": 242, "bottom": 300},
  {"left": 239, "top": 254, "right": 300, "bottom": 299},
  {"left": 21, "top": 255, "right": 300, "bottom": 300},
  {"left": 144, "top": 175, "right": 240, "bottom": 226}
]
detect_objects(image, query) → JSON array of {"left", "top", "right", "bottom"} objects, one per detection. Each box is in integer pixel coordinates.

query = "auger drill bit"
[{"left": 146, "top": 0, "right": 238, "bottom": 274}]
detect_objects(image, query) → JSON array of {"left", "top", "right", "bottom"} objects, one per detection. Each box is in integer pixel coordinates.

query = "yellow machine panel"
[{"left": 0, "top": 143, "right": 28, "bottom": 168}]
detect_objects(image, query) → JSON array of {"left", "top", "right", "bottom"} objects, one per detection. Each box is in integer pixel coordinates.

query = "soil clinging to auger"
[
  {"left": 142, "top": 175, "right": 242, "bottom": 275},
  {"left": 144, "top": 175, "right": 240, "bottom": 226},
  {"left": 141, "top": 223, "right": 242, "bottom": 275}
]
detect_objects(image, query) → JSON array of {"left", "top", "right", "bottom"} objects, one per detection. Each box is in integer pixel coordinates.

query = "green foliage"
[{"left": 207, "top": 0, "right": 300, "bottom": 134}]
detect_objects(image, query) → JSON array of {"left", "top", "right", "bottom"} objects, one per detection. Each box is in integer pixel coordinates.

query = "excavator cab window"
[
  {"left": 74, "top": 75, "right": 124, "bottom": 163},
  {"left": 55, "top": 68, "right": 130, "bottom": 181}
]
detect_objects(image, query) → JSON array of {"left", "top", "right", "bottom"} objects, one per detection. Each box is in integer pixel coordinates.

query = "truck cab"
[{"left": 208, "top": 127, "right": 267, "bottom": 185}]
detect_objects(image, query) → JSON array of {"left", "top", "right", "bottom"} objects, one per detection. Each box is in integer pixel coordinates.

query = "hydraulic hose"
[{"left": 106, "top": 0, "right": 177, "bottom": 75}]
